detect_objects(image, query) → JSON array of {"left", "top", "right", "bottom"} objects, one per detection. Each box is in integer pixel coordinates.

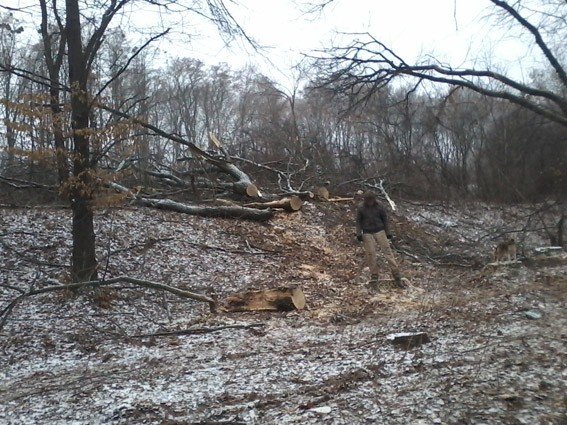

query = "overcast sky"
[
  {"left": 169, "top": 0, "right": 539, "bottom": 85},
  {"left": 4, "top": 0, "right": 549, "bottom": 86}
]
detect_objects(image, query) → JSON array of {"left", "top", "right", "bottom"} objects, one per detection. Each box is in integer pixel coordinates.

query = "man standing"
[{"left": 356, "top": 191, "right": 403, "bottom": 287}]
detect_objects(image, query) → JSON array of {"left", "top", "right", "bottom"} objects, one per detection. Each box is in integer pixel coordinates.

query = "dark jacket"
[{"left": 356, "top": 202, "right": 388, "bottom": 234}]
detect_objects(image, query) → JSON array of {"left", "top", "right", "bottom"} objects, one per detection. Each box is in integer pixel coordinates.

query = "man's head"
[{"left": 363, "top": 191, "right": 377, "bottom": 206}]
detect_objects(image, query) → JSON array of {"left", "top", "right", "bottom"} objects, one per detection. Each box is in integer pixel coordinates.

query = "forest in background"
[
  {"left": 0, "top": 0, "right": 565, "bottom": 282},
  {"left": 1, "top": 2, "right": 565, "bottom": 206}
]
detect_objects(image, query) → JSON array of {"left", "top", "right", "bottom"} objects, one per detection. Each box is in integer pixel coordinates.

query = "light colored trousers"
[{"left": 362, "top": 231, "right": 400, "bottom": 278}]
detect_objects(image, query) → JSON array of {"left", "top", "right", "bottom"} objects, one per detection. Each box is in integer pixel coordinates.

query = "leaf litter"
[{"left": 0, "top": 202, "right": 565, "bottom": 424}]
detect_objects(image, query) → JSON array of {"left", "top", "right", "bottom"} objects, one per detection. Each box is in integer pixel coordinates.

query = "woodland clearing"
[{"left": 1, "top": 201, "right": 565, "bottom": 424}]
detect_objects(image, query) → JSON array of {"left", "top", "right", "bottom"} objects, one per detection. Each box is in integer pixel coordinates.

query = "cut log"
[
  {"left": 243, "top": 182, "right": 259, "bottom": 197},
  {"left": 314, "top": 186, "right": 330, "bottom": 200},
  {"left": 224, "top": 286, "right": 306, "bottom": 312},
  {"left": 109, "top": 182, "right": 273, "bottom": 221},
  {"left": 244, "top": 196, "right": 303, "bottom": 212},
  {"left": 191, "top": 175, "right": 258, "bottom": 198}
]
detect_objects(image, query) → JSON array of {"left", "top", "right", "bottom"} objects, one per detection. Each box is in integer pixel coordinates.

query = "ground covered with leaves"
[{"left": 1, "top": 201, "right": 565, "bottom": 424}]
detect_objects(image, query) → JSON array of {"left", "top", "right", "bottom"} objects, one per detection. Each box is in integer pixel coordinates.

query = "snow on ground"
[{"left": 0, "top": 202, "right": 566, "bottom": 424}]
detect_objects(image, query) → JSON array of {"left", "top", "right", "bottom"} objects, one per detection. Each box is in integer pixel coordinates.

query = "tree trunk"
[
  {"left": 109, "top": 182, "right": 273, "bottom": 221},
  {"left": 98, "top": 104, "right": 261, "bottom": 198},
  {"left": 50, "top": 87, "right": 69, "bottom": 185},
  {"left": 2, "top": 71, "right": 16, "bottom": 171},
  {"left": 40, "top": 0, "right": 69, "bottom": 186},
  {"left": 224, "top": 287, "right": 306, "bottom": 312},
  {"left": 244, "top": 196, "right": 303, "bottom": 212},
  {"left": 66, "top": 0, "right": 97, "bottom": 282},
  {"left": 558, "top": 214, "right": 565, "bottom": 247}
]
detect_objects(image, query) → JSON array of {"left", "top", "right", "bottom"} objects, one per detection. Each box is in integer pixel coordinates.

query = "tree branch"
[
  {"left": 131, "top": 323, "right": 265, "bottom": 338},
  {"left": 490, "top": 0, "right": 567, "bottom": 88},
  {"left": 92, "top": 29, "right": 170, "bottom": 106},
  {"left": 0, "top": 275, "right": 217, "bottom": 331},
  {"left": 315, "top": 23, "right": 567, "bottom": 126}
]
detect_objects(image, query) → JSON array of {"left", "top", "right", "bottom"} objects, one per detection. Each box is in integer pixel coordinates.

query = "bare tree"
[
  {"left": 0, "top": 13, "right": 24, "bottom": 170},
  {"left": 39, "top": 0, "right": 68, "bottom": 184},
  {"left": 314, "top": 0, "right": 567, "bottom": 126},
  {"left": 1, "top": 0, "right": 256, "bottom": 282}
]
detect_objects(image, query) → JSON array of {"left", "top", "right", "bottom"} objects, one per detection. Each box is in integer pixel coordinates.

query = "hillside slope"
[{"left": 0, "top": 201, "right": 565, "bottom": 424}]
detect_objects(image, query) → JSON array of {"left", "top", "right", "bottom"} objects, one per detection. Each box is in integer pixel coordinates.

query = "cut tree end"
[
  {"left": 314, "top": 186, "right": 330, "bottom": 200},
  {"left": 246, "top": 183, "right": 259, "bottom": 198},
  {"left": 289, "top": 196, "right": 303, "bottom": 211},
  {"left": 289, "top": 286, "right": 306, "bottom": 309}
]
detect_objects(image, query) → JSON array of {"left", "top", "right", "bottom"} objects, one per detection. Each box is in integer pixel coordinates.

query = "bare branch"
[
  {"left": 313, "top": 33, "right": 567, "bottom": 126},
  {"left": 490, "top": 0, "right": 567, "bottom": 88},
  {"left": 0, "top": 275, "right": 217, "bottom": 331}
]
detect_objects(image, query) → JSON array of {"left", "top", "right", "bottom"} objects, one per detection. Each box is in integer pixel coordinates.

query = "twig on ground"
[
  {"left": 99, "top": 237, "right": 175, "bottom": 260},
  {"left": 0, "top": 175, "right": 56, "bottom": 190},
  {"left": 0, "top": 239, "right": 68, "bottom": 268},
  {"left": 186, "top": 241, "right": 275, "bottom": 256},
  {"left": 0, "top": 276, "right": 217, "bottom": 331},
  {"left": 130, "top": 323, "right": 265, "bottom": 338}
]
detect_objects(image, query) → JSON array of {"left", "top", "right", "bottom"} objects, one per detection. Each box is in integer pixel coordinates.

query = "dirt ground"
[{"left": 1, "top": 200, "right": 566, "bottom": 424}]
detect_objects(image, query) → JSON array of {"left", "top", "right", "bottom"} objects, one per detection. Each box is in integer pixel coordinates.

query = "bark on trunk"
[
  {"left": 224, "top": 287, "right": 306, "bottom": 312},
  {"left": 67, "top": 0, "right": 97, "bottom": 282},
  {"left": 50, "top": 87, "right": 69, "bottom": 185},
  {"left": 244, "top": 196, "right": 303, "bottom": 212},
  {"left": 109, "top": 182, "right": 273, "bottom": 221},
  {"left": 40, "top": 0, "right": 69, "bottom": 186}
]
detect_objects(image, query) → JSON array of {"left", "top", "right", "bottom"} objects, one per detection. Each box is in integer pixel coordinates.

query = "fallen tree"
[
  {"left": 244, "top": 195, "right": 303, "bottom": 212},
  {"left": 97, "top": 107, "right": 260, "bottom": 198},
  {"left": 224, "top": 286, "right": 306, "bottom": 312},
  {"left": 141, "top": 168, "right": 259, "bottom": 198},
  {"left": 109, "top": 182, "right": 273, "bottom": 221}
]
